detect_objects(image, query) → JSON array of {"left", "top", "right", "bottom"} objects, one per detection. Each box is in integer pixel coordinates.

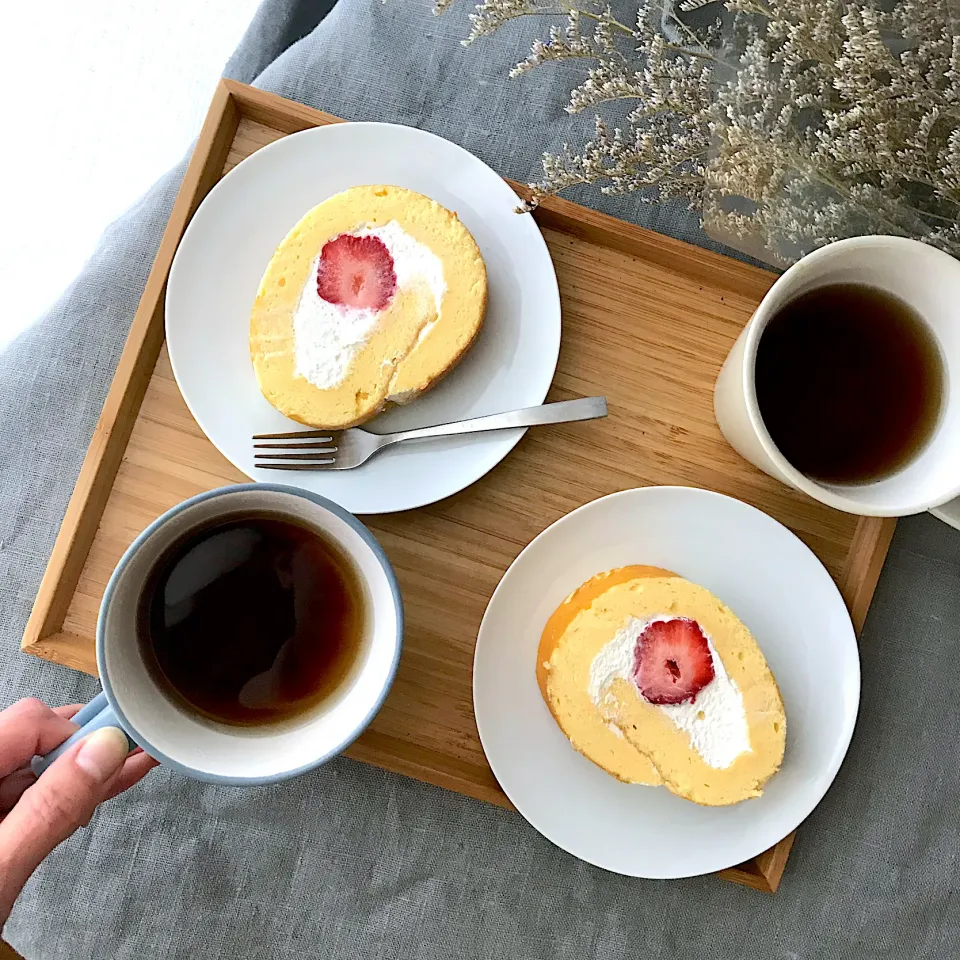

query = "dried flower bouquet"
[{"left": 442, "top": 0, "right": 960, "bottom": 265}]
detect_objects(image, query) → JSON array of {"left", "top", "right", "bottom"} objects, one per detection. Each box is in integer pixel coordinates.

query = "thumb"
[{"left": 0, "top": 726, "right": 128, "bottom": 917}]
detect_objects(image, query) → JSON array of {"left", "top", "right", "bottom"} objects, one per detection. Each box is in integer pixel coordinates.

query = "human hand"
[{"left": 0, "top": 697, "right": 158, "bottom": 925}]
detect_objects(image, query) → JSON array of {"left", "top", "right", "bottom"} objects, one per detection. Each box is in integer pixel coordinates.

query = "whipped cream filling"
[
  {"left": 292, "top": 220, "right": 446, "bottom": 391},
  {"left": 588, "top": 615, "right": 751, "bottom": 769}
]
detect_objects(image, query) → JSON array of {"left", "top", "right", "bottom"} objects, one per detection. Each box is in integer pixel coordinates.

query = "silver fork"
[{"left": 253, "top": 396, "right": 607, "bottom": 471}]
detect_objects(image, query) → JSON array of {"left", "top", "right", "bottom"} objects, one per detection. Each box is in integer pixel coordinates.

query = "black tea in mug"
[
  {"left": 754, "top": 283, "right": 945, "bottom": 484},
  {"left": 136, "top": 512, "right": 367, "bottom": 726}
]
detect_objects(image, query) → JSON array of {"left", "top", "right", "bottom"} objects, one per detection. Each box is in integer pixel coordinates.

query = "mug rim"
[
  {"left": 739, "top": 235, "right": 960, "bottom": 516},
  {"left": 95, "top": 482, "right": 404, "bottom": 786}
]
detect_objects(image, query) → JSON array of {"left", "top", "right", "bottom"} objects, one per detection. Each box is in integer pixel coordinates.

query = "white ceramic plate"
[
  {"left": 473, "top": 486, "right": 859, "bottom": 879},
  {"left": 165, "top": 122, "right": 560, "bottom": 514}
]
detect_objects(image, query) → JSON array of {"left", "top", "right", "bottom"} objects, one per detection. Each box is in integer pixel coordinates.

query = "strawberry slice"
[
  {"left": 633, "top": 618, "right": 715, "bottom": 705},
  {"left": 316, "top": 234, "right": 397, "bottom": 310}
]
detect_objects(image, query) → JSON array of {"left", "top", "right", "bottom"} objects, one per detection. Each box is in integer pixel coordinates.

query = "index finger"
[
  {"left": 0, "top": 699, "right": 79, "bottom": 779},
  {"left": 53, "top": 704, "right": 84, "bottom": 722}
]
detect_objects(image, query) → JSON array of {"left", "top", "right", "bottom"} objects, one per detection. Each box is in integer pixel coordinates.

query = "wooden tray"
[{"left": 21, "top": 80, "right": 895, "bottom": 894}]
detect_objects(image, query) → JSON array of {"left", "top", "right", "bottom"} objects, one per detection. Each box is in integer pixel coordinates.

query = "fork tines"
[
  {"left": 252, "top": 429, "right": 340, "bottom": 470},
  {"left": 252, "top": 429, "right": 337, "bottom": 441}
]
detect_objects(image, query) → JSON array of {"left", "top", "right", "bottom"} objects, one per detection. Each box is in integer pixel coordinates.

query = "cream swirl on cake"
[
  {"left": 291, "top": 221, "right": 447, "bottom": 394},
  {"left": 588, "top": 616, "right": 751, "bottom": 771},
  {"left": 250, "top": 185, "right": 486, "bottom": 429}
]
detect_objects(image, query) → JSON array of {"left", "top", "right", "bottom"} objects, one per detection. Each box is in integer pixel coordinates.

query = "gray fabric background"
[{"left": 3, "top": 1, "right": 959, "bottom": 956}]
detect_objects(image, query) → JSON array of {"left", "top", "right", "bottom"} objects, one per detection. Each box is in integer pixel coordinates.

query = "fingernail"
[{"left": 76, "top": 727, "right": 129, "bottom": 781}]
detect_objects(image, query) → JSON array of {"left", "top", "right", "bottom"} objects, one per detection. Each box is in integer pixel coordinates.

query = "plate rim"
[
  {"left": 164, "top": 119, "right": 561, "bottom": 514},
  {"left": 472, "top": 484, "right": 860, "bottom": 879}
]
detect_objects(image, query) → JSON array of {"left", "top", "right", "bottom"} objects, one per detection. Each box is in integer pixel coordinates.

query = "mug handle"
[
  {"left": 31, "top": 691, "right": 136, "bottom": 778},
  {"left": 930, "top": 497, "right": 960, "bottom": 531}
]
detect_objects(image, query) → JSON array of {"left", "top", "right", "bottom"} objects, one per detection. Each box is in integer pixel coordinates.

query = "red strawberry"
[
  {"left": 633, "top": 618, "right": 715, "bottom": 705},
  {"left": 316, "top": 234, "right": 397, "bottom": 310}
]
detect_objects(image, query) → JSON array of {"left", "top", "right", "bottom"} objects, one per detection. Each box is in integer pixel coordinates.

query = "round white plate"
[
  {"left": 473, "top": 486, "right": 860, "bottom": 879},
  {"left": 165, "top": 122, "right": 560, "bottom": 514}
]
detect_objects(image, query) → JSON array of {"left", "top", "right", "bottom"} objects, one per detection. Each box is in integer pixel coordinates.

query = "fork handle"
[{"left": 384, "top": 397, "right": 607, "bottom": 445}]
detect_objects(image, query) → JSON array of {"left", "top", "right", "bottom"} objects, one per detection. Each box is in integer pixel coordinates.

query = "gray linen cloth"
[{"left": 3, "top": 1, "right": 960, "bottom": 956}]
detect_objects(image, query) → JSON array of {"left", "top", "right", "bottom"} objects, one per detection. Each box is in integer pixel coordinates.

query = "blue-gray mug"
[{"left": 34, "top": 484, "right": 403, "bottom": 785}]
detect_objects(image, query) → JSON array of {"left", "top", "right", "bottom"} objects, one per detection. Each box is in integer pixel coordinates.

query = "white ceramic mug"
[
  {"left": 33, "top": 484, "right": 404, "bottom": 785},
  {"left": 714, "top": 236, "right": 960, "bottom": 528}
]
